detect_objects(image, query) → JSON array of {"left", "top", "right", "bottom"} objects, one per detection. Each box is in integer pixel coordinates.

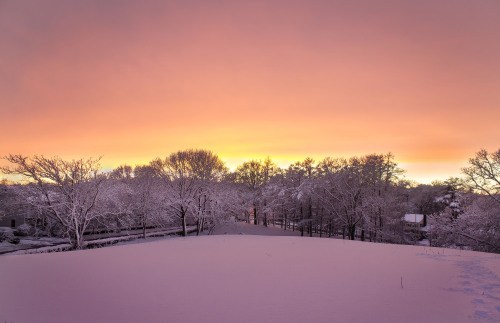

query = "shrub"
[
  {"left": 0, "top": 229, "right": 19, "bottom": 244},
  {"left": 0, "top": 231, "right": 6, "bottom": 242},
  {"left": 14, "top": 223, "right": 32, "bottom": 236}
]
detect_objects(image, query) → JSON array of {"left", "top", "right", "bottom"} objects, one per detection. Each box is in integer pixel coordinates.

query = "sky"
[{"left": 1, "top": 0, "right": 499, "bottom": 183}]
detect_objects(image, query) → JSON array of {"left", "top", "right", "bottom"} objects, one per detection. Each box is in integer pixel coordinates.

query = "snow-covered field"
[{"left": 1, "top": 223, "right": 500, "bottom": 323}]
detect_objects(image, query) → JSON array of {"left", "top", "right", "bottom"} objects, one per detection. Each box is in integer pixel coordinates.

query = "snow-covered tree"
[
  {"left": 357, "top": 153, "right": 403, "bottom": 242},
  {"left": 109, "top": 164, "right": 133, "bottom": 181},
  {"left": 318, "top": 157, "right": 363, "bottom": 240},
  {"left": 463, "top": 148, "right": 500, "bottom": 205},
  {"left": 287, "top": 158, "right": 317, "bottom": 236},
  {"left": 448, "top": 148, "right": 500, "bottom": 252},
  {"left": 234, "top": 159, "right": 265, "bottom": 225},
  {"left": 132, "top": 165, "right": 167, "bottom": 238},
  {"left": 1, "top": 154, "right": 105, "bottom": 248},
  {"left": 454, "top": 196, "right": 500, "bottom": 252},
  {"left": 151, "top": 149, "right": 227, "bottom": 236},
  {"left": 95, "top": 178, "right": 136, "bottom": 233},
  {"left": 315, "top": 154, "right": 404, "bottom": 241},
  {"left": 434, "top": 177, "right": 464, "bottom": 220}
]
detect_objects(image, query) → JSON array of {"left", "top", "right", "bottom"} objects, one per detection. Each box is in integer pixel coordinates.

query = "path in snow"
[
  {"left": 206, "top": 221, "right": 305, "bottom": 236},
  {"left": 422, "top": 252, "right": 500, "bottom": 321}
]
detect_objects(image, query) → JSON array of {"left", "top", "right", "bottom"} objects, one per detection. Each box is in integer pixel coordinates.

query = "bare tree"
[
  {"left": 462, "top": 148, "right": 500, "bottom": 205},
  {"left": 318, "top": 157, "right": 370, "bottom": 240},
  {"left": 132, "top": 165, "right": 168, "bottom": 238},
  {"left": 285, "top": 159, "right": 316, "bottom": 236},
  {"left": 358, "top": 153, "right": 403, "bottom": 241},
  {"left": 150, "top": 149, "right": 227, "bottom": 236},
  {"left": 1, "top": 154, "right": 105, "bottom": 248},
  {"left": 109, "top": 164, "right": 133, "bottom": 181},
  {"left": 234, "top": 160, "right": 264, "bottom": 225},
  {"left": 96, "top": 178, "right": 135, "bottom": 234}
]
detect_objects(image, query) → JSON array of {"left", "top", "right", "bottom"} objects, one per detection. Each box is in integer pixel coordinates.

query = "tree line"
[{"left": 1, "top": 148, "right": 499, "bottom": 253}]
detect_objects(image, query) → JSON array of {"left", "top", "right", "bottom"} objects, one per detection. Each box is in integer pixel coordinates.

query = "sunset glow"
[{"left": 1, "top": 0, "right": 499, "bottom": 183}]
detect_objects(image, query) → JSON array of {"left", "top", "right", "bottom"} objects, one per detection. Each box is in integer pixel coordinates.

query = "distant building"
[
  {"left": 402, "top": 214, "right": 426, "bottom": 231},
  {"left": 0, "top": 185, "right": 33, "bottom": 228}
]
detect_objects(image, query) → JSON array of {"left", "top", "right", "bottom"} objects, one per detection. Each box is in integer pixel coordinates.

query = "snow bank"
[{"left": 1, "top": 235, "right": 499, "bottom": 323}]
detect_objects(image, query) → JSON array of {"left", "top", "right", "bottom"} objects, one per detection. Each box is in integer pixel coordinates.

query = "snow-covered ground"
[
  {"left": 1, "top": 223, "right": 499, "bottom": 323},
  {"left": 0, "top": 234, "right": 68, "bottom": 255}
]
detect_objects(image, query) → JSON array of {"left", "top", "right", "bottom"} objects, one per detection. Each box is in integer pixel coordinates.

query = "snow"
[
  {"left": 1, "top": 223, "right": 500, "bottom": 323},
  {"left": 207, "top": 222, "right": 304, "bottom": 237},
  {"left": 404, "top": 213, "right": 424, "bottom": 223},
  {"left": 0, "top": 235, "right": 69, "bottom": 255}
]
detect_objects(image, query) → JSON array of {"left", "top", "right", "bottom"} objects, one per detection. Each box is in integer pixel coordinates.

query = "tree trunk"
[
  {"left": 74, "top": 226, "right": 86, "bottom": 249},
  {"left": 379, "top": 214, "right": 383, "bottom": 242},
  {"left": 69, "top": 231, "right": 78, "bottom": 249},
  {"left": 349, "top": 226, "right": 356, "bottom": 240},
  {"left": 284, "top": 210, "right": 287, "bottom": 231},
  {"left": 309, "top": 202, "right": 313, "bottom": 238},
  {"left": 263, "top": 199, "right": 268, "bottom": 227},
  {"left": 181, "top": 207, "right": 187, "bottom": 237},
  {"left": 319, "top": 215, "right": 323, "bottom": 238},
  {"left": 300, "top": 205, "right": 304, "bottom": 236}
]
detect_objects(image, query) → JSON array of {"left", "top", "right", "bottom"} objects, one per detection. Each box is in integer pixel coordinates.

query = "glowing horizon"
[
  {"left": 1, "top": 0, "right": 499, "bottom": 184},
  {"left": 1, "top": 152, "right": 467, "bottom": 186}
]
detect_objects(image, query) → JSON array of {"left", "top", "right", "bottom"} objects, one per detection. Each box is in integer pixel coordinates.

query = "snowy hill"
[{"left": 1, "top": 226, "right": 500, "bottom": 322}]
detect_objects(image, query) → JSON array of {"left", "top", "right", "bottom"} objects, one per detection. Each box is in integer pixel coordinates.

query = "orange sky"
[{"left": 1, "top": 0, "right": 499, "bottom": 183}]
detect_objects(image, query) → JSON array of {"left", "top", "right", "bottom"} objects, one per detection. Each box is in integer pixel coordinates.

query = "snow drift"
[{"left": 1, "top": 234, "right": 500, "bottom": 322}]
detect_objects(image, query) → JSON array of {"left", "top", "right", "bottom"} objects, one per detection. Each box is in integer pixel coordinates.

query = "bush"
[
  {"left": 14, "top": 223, "right": 32, "bottom": 236},
  {"left": 0, "top": 231, "right": 6, "bottom": 242},
  {"left": 0, "top": 228, "right": 13, "bottom": 242},
  {"left": 0, "top": 228, "right": 20, "bottom": 244}
]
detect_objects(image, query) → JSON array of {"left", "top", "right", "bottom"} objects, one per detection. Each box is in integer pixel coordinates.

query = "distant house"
[
  {"left": 0, "top": 185, "right": 33, "bottom": 228},
  {"left": 0, "top": 203, "right": 30, "bottom": 229},
  {"left": 402, "top": 214, "right": 427, "bottom": 231}
]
